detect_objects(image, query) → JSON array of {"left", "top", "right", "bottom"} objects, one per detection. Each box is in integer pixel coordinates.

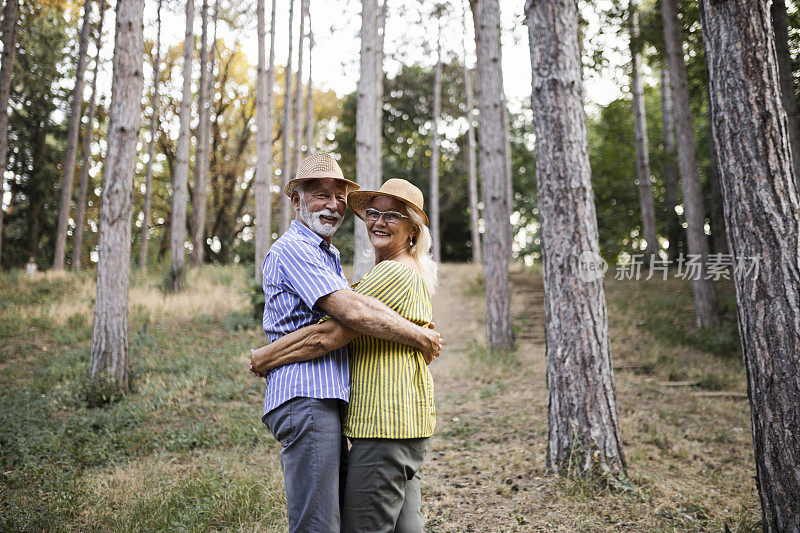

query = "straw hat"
[
  {"left": 347, "top": 178, "right": 429, "bottom": 226},
  {"left": 284, "top": 152, "right": 360, "bottom": 197}
]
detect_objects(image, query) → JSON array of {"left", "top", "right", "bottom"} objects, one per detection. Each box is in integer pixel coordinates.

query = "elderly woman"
[{"left": 250, "top": 178, "right": 438, "bottom": 532}]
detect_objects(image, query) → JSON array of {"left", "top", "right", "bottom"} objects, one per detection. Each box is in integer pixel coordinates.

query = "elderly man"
[{"left": 255, "top": 153, "right": 442, "bottom": 532}]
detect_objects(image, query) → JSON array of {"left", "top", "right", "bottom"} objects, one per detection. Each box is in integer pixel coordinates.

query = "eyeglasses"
[{"left": 364, "top": 208, "right": 410, "bottom": 224}]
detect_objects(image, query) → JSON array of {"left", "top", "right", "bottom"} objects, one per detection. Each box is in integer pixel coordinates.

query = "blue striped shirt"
[{"left": 260, "top": 220, "right": 351, "bottom": 419}]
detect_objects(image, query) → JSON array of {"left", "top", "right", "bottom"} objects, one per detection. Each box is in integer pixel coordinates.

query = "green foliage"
[
  {"left": 332, "top": 61, "right": 535, "bottom": 262},
  {"left": 2, "top": 1, "right": 72, "bottom": 269}
]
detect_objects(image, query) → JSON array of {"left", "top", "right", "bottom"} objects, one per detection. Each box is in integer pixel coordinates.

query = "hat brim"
[
  {"left": 284, "top": 173, "right": 361, "bottom": 198},
  {"left": 347, "top": 190, "right": 429, "bottom": 226}
]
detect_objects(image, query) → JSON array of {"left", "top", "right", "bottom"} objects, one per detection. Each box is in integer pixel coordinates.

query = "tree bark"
[
  {"left": 255, "top": 0, "right": 277, "bottom": 281},
  {"left": 304, "top": 17, "right": 314, "bottom": 152},
  {"left": 73, "top": 0, "right": 107, "bottom": 272},
  {"left": 353, "top": 0, "right": 383, "bottom": 281},
  {"left": 279, "top": 0, "right": 296, "bottom": 234},
  {"left": 54, "top": 0, "right": 94, "bottom": 270},
  {"left": 462, "top": 3, "right": 480, "bottom": 264},
  {"left": 430, "top": 28, "right": 442, "bottom": 263},
  {"left": 525, "top": 0, "right": 625, "bottom": 476},
  {"left": 699, "top": 1, "right": 800, "bottom": 529},
  {"left": 629, "top": 0, "right": 658, "bottom": 263},
  {"left": 138, "top": 0, "right": 162, "bottom": 269},
  {"left": 707, "top": 125, "right": 728, "bottom": 255},
  {"left": 772, "top": 0, "right": 800, "bottom": 185},
  {"left": 0, "top": 0, "right": 20, "bottom": 263},
  {"left": 661, "top": 0, "right": 719, "bottom": 328},
  {"left": 503, "top": 96, "right": 513, "bottom": 255},
  {"left": 169, "top": 0, "right": 195, "bottom": 291},
  {"left": 89, "top": 0, "right": 145, "bottom": 393},
  {"left": 470, "top": 0, "right": 514, "bottom": 351},
  {"left": 661, "top": 68, "right": 681, "bottom": 263},
  {"left": 292, "top": 0, "right": 307, "bottom": 179},
  {"left": 191, "top": 0, "right": 211, "bottom": 266}
]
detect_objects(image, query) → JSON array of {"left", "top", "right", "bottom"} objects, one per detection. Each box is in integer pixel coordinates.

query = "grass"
[
  {"left": 0, "top": 263, "right": 761, "bottom": 531},
  {"left": 0, "top": 265, "right": 284, "bottom": 531}
]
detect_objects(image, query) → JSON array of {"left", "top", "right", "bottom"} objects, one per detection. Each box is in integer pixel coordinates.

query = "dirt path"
[{"left": 424, "top": 264, "right": 758, "bottom": 532}]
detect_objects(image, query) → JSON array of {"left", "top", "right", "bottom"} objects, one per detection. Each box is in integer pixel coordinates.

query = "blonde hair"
[{"left": 406, "top": 208, "right": 438, "bottom": 296}]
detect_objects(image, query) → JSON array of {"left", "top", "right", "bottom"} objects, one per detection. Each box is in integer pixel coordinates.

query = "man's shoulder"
[{"left": 268, "top": 231, "right": 319, "bottom": 260}]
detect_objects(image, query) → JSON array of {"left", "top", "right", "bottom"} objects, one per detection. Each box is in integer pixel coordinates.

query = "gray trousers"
[
  {"left": 264, "top": 397, "right": 348, "bottom": 533},
  {"left": 342, "top": 437, "right": 431, "bottom": 533}
]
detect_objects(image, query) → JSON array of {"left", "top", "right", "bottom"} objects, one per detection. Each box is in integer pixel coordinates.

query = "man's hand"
[
  {"left": 249, "top": 349, "right": 267, "bottom": 379},
  {"left": 420, "top": 323, "right": 443, "bottom": 365}
]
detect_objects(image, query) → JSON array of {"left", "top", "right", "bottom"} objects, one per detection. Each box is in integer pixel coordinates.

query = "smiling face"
[
  {"left": 366, "top": 196, "right": 417, "bottom": 261},
  {"left": 291, "top": 178, "right": 347, "bottom": 242}
]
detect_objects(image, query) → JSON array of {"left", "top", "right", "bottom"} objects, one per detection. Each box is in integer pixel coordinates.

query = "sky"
[{"left": 144, "top": 0, "right": 630, "bottom": 112}]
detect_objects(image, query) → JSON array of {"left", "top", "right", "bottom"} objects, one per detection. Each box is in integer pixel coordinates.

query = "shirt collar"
[{"left": 290, "top": 219, "right": 340, "bottom": 258}]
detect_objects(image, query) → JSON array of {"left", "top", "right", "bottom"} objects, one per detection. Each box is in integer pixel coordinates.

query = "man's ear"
[{"left": 291, "top": 190, "right": 302, "bottom": 213}]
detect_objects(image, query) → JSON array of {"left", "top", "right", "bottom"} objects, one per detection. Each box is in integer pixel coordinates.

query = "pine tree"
[
  {"left": 0, "top": 0, "right": 20, "bottom": 263},
  {"left": 169, "top": 0, "right": 196, "bottom": 292},
  {"left": 700, "top": 1, "right": 800, "bottom": 528},
  {"left": 73, "top": 0, "right": 107, "bottom": 271},
  {"left": 53, "top": 0, "right": 94, "bottom": 269},
  {"left": 279, "top": 0, "right": 296, "bottom": 234},
  {"left": 89, "top": 0, "right": 145, "bottom": 392},
  {"left": 138, "top": 0, "right": 163, "bottom": 269},
  {"left": 469, "top": 0, "right": 514, "bottom": 350},
  {"left": 661, "top": 0, "right": 719, "bottom": 328},
  {"left": 255, "top": 0, "right": 277, "bottom": 280},
  {"left": 353, "top": 0, "right": 383, "bottom": 281},
  {"left": 525, "top": 0, "right": 625, "bottom": 476}
]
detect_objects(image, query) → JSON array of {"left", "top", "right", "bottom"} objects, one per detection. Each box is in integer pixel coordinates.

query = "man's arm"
[{"left": 316, "top": 289, "right": 442, "bottom": 362}]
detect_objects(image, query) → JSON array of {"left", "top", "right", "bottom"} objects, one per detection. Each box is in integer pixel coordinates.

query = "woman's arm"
[{"left": 250, "top": 319, "right": 359, "bottom": 374}]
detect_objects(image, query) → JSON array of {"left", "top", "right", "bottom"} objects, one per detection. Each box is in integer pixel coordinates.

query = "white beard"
[{"left": 299, "top": 194, "right": 343, "bottom": 237}]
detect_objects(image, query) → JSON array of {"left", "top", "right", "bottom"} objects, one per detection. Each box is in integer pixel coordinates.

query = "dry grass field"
[{"left": 0, "top": 263, "right": 760, "bottom": 531}]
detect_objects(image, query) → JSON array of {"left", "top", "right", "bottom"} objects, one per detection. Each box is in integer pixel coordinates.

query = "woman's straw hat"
[
  {"left": 347, "top": 178, "right": 429, "bottom": 226},
  {"left": 284, "top": 152, "right": 360, "bottom": 197}
]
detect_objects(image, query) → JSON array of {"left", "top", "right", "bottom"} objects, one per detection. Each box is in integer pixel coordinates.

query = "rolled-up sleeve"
[{"left": 278, "top": 244, "right": 350, "bottom": 310}]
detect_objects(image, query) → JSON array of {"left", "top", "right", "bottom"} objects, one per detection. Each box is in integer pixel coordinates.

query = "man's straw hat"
[
  {"left": 284, "top": 152, "right": 360, "bottom": 198},
  {"left": 347, "top": 178, "right": 429, "bottom": 226}
]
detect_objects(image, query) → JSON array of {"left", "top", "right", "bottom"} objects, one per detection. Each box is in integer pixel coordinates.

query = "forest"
[{"left": 1, "top": 0, "right": 799, "bottom": 530}]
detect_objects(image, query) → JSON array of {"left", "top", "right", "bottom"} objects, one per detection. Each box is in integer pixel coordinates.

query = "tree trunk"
[
  {"left": 462, "top": 3, "right": 480, "bottom": 264},
  {"left": 293, "top": 0, "right": 308, "bottom": 176},
  {"left": 73, "top": 0, "right": 107, "bottom": 272},
  {"left": 430, "top": 29, "right": 442, "bottom": 263},
  {"left": 503, "top": 96, "right": 513, "bottom": 255},
  {"left": 279, "top": 0, "right": 296, "bottom": 234},
  {"left": 191, "top": 0, "right": 211, "bottom": 267},
  {"left": 353, "top": 0, "right": 383, "bottom": 281},
  {"left": 169, "top": 0, "right": 195, "bottom": 292},
  {"left": 699, "top": 1, "right": 800, "bottom": 529},
  {"left": 629, "top": 0, "right": 658, "bottom": 263},
  {"left": 707, "top": 126, "right": 728, "bottom": 255},
  {"left": 661, "top": 0, "right": 719, "bottom": 328},
  {"left": 53, "top": 0, "right": 94, "bottom": 270},
  {"left": 255, "top": 0, "right": 277, "bottom": 281},
  {"left": 470, "top": 0, "right": 514, "bottom": 351},
  {"left": 661, "top": 68, "right": 681, "bottom": 263},
  {"left": 772, "top": 0, "right": 800, "bottom": 185},
  {"left": 89, "top": 0, "right": 145, "bottom": 393},
  {"left": 525, "top": 0, "right": 625, "bottom": 476},
  {"left": 0, "top": 0, "right": 20, "bottom": 263},
  {"left": 138, "top": 0, "right": 162, "bottom": 269},
  {"left": 304, "top": 17, "right": 314, "bottom": 152}
]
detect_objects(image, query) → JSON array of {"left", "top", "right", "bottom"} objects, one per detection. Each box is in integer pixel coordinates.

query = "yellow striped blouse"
[{"left": 343, "top": 260, "right": 436, "bottom": 439}]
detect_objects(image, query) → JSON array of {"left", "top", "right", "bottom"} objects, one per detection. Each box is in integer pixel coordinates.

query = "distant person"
[
  {"left": 25, "top": 257, "right": 38, "bottom": 275},
  {"left": 252, "top": 178, "right": 439, "bottom": 532},
  {"left": 249, "top": 153, "right": 442, "bottom": 532}
]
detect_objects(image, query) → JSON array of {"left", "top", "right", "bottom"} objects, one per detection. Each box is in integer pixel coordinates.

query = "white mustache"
[{"left": 314, "top": 209, "right": 341, "bottom": 221}]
